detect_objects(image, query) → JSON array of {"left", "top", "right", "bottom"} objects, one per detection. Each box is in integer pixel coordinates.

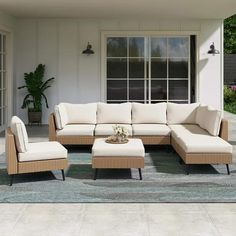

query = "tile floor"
[
  {"left": 1, "top": 203, "right": 236, "bottom": 236},
  {"left": 0, "top": 112, "right": 236, "bottom": 236}
]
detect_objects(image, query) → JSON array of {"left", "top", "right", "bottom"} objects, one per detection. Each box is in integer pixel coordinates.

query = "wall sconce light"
[
  {"left": 82, "top": 42, "right": 94, "bottom": 55},
  {"left": 208, "top": 42, "right": 220, "bottom": 54}
]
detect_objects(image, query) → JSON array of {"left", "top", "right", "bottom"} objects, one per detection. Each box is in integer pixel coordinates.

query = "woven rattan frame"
[
  {"left": 49, "top": 113, "right": 171, "bottom": 145},
  {"left": 92, "top": 156, "right": 144, "bottom": 168},
  {"left": 49, "top": 113, "right": 229, "bottom": 150},
  {"left": 6, "top": 128, "right": 68, "bottom": 175}
]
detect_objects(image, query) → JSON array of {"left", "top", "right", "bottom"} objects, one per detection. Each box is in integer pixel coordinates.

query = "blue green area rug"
[{"left": 0, "top": 146, "right": 235, "bottom": 203}]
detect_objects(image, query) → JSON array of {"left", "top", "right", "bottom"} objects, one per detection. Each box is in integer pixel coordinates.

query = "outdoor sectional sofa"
[{"left": 49, "top": 102, "right": 232, "bottom": 174}]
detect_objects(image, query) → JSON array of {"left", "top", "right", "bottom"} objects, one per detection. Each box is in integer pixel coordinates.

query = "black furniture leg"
[
  {"left": 9, "top": 175, "right": 14, "bottom": 186},
  {"left": 61, "top": 170, "right": 65, "bottom": 181},
  {"left": 186, "top": 164, "right": 190, "bottom": 175},
  {"left": 179, "top": 157, "right": 183, "bottom": 165},
  {"left": 94, "top": 169, "right": 98, "bottom": 180},
  {"left": 138, "top": 168, "right": 142, "bottom": 180},
  {"left": 226, "top": 164, "right": 230, "bottom": 175}
]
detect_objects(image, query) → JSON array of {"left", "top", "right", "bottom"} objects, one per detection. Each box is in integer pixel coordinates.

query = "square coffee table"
[{"left": 92, "top": 138, "right": 145, "bottom": 180}]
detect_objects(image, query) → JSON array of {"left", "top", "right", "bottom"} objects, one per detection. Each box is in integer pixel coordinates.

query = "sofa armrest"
[
  {"left": 49, "top": 113, "right": 57, "bottom": 141},
  {"left": 219, "top": 119, "right": 229, "bottom": 141},
  {"left": 5, "top": 128, "right": 18, "bottom": 174}
]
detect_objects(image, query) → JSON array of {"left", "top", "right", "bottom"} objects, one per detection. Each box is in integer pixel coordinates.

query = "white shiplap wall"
[{"left": 14, "top": 19, "right": 223, "bottom": 124}]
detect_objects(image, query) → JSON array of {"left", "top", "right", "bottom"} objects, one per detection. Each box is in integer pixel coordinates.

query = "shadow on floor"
[{"left": 0, "top": 170, "right": 60, "bottom": 186}]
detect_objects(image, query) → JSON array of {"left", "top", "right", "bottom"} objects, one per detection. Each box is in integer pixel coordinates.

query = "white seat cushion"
[
  {"left": 10, "top": 116, "right": 29, "bottom": 153},
  {"left": 18, "top": 141, "right": 67, "bottom": 162},
  {"left": 132, "top": 102, "right": 167, "bottom": 124},
  {"left": 95, "top": 124, "right": 132, "bottom": 136},
  {"left": 169, "top": 124, "right": 232, "bottom": 153},
  {"left": 64, "top": 103, "right": 97, "bottom": 124},
  {"left": 92, "top": 138, "right": 145, "bottom": 157},
  {"left": 57, "top": 124, "right": 95, "bottom": 136},
  {"left": 132, "top": 124, "right": 171, "bottom": 136},
  {"left": 97, "top": 103, "right": 132, "bottom": 124},
  {"left": 167, "top": 102, "right": 199, "bottom": 124},
  {"left": 196, "top": 105, "right": 222, "bottom": 136}
]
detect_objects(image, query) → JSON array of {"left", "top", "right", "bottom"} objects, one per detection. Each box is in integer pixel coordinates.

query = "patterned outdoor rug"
[{"left": 0, "top": 145, "right": 235, "bottom": 203}]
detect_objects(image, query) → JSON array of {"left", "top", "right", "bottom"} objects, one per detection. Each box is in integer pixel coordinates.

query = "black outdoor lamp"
[
  {"left": 208, "top": 42, "right": 220, "bottom": 54},
  {"left": 82, "top": 42, "right": 94, "bottom": 55}
]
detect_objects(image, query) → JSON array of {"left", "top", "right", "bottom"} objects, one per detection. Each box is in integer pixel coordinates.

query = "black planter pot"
[{"left": 28, "top": 111, "right": 42, "bottom": 125}]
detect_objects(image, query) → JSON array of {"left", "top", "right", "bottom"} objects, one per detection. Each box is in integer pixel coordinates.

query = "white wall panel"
[
  {"left": 14, "top": 18, "right": 224, "bottom": 123},
  {"left": 58, "top": 20, "right": 78, "bottom": 103},
  {"left": 198, "top": 20, "right": 223, "bottom": 110},
  {"left": 38, "top": 20, "right": 58, "bottom": 123},
  {"left": 78, "top": 21, "right": 100, "bottom": 102},
  {"left": 15, "top": 20, "right": 37, "bottom": 122}
]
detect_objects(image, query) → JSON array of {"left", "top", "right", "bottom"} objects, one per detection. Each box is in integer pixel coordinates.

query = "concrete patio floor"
[{"left": 0, "top": 112, "right": 236, "bottom": 236}]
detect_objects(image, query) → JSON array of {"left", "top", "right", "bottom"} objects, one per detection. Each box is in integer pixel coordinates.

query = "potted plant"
[{"left": 18, "top": 64, "right": 55, "bottom": 125}]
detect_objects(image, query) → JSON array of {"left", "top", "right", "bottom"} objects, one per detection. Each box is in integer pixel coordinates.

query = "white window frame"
[
  {"left": 0, "top": 26, "right": 13, "bottom": 132},
  {"left": 101, "top": 31, "right": 199, "bottom": 103}
]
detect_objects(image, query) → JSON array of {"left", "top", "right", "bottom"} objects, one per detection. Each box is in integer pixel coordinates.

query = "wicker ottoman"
[{"left": 92, "top": 138, "right": 145, "bottom": 180}]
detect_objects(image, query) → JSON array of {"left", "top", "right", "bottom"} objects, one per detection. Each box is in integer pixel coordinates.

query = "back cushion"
[
  {"left": 97, "top": 103, "right": 132, "bottom": 124},
  {"left": 167, "top": 102, "right": 199, "bottom": 124},
  {"left": 54, "top": 103, "right": 69, "bottom": 129},
  {"left": 132, "top": 102, "right": 167, "bottom": 124},
  {"left": 65, "top": 103, "right": 97, "bottom": 124},
  {"left": 10, "top": 116, "right": 29, "bottom": 153},
  {"left": 196, "top": 105, "right": 222, "bottom": 136}
]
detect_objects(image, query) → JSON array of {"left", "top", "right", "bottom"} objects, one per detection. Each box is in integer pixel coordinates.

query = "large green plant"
[
  {"left": 224, "top": 14, "right": 236, "bottom": 54},
  {"left": 18, "top": 64, "right": 54, "bottom": 112}
]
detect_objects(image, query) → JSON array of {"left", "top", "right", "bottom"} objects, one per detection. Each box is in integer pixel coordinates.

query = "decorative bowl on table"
[{"left": 105, "top": 125, "right": 129, "bottom": 144}]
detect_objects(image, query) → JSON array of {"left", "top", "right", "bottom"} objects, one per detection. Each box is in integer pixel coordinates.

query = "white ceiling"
[{"left": 0, "top": 0, "right": 235, "bottom": 19}]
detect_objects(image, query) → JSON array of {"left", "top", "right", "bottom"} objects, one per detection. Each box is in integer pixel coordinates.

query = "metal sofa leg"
[
  {"left": 138, "top": 168, "right": 142, "bottom": 180},
  {"left": 226, "top": 164, "right": 230, "bottom": 175},
  {"left": 186, "top": 164, "right": 190, "bottom": 175},
  {"left": 9, "top": 175, "right": 14, "bottom": 186},
  {"left": 61, "top": 170, "right": 65, "bottom": 181},
  {"left": 94, "top": 169, "right": 98, "bottom": 180}
]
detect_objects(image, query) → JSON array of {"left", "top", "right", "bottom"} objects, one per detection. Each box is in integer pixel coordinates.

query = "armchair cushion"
[
  {"left": 57, "top": 124, "right": 95, "bottom": 136},
  {"left": 167, "top": 102, "right": 199, "bottom": 124},
  {"left": 65, "top": 103, "right": 97, "bottom": 124},
  {"left": 97, "top": 103, "right": 132, "bottom": 124},
  {"left": 95, "top": 124, "right": 132, "bottom": 136},
  {"left": 132, "top": 124, "right": 171, "bottom": 136},
  {"left": 132, "top": 102, "right": 167, "bottom": 124},
  {"left": 18, "top": 141, "right": 67, "bottom": 162},
  {"left": 196, "top": 106, "right": 222, "bottom": 136},
  {"left": 10, "top": 116, "right": 29, "bottom": 153}
]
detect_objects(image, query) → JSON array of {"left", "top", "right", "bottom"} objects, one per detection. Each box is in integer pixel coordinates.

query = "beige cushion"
[
  {"left": 132, "top": 124, "right": 171, "bottom": 136},
  {"left": 10, "top": 116, "right": 29, "bottom": 153},
  {"left": 92, "top": 138, "right": 145, "bottom": 157},
  {"left": 167, "top": 102, "right": 199, "bottom": 124},
  {"left": 57, "top": 124, "right": 95, "bottom": 136},
  {"left": 18, "top": 141, "right": 67, "bottom": 162},
  {"left": 196, "top": 106, "right": 222, "bottom": 136},
  {"left": 64, "top": 103, "right": 97, "bottom": 124},
  {"left": 95, "top": 124, "right": 132, "bottom": 136},
  {"left": 54, "top": 104, "right": 68, "bottom": 129},
  {"left": 97, "top": 103, "right": 132, "bottom": 124},
  {"left": 169, "top": 124, "right": 232, "bottom": 153},
  {"left": 132, "top": 102, "right": 167, "bottom": 124}
]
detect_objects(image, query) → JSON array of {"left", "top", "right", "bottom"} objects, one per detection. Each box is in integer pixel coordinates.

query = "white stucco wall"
[{"left": 14, "top": 19, "right": 224, "bottom": 124}]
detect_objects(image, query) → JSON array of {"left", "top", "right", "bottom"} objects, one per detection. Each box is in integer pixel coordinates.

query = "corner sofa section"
[{"left": 49, "top": 102, "right": 232, "bottom": 174}]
